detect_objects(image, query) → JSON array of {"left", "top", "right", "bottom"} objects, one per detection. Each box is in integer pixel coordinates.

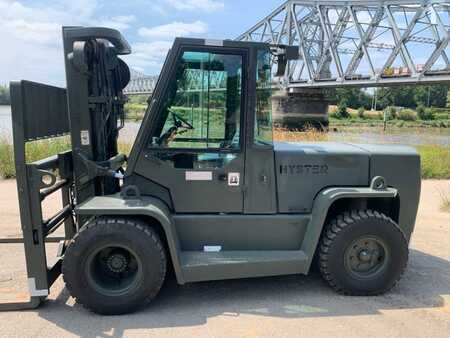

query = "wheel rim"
[
  {"left": 344, "top": 236, "right": 389, "bottom": 279},
  {"left": 85, "top": 244, "right": 143, "bottom": 297}
]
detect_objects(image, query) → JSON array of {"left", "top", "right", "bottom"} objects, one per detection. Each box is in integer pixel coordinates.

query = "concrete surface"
[{"left": 0, "top": 179, "right": 449, "bottom": 337}]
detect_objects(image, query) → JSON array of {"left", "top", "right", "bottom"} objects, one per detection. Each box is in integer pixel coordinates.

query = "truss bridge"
[
  {"left": 123, "top": 0, "right": 450, "bottom": 128},
  {"left": 237, "top": 0, "right": 450, "bottom": 89}
]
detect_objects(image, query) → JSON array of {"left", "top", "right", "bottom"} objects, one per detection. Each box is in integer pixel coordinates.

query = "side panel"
[
  {"left": 125, "top": 173, "right": 174, "bottom": 211},
  {"left": 244, "top": 147, "right": 278, "bottom": 214},
  {"left": 275, "top": 142, "right": 370, "bottom": 213},
  {"left": 174, "top": 214, "right": 309, "bottom": 250},
  {"left": 363, "top": 145, "right": 421, "bottom": 241}
]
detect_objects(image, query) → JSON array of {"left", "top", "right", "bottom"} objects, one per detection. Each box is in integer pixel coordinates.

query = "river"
[
  {"left": 1, "top": 105, "right": 449, "bottom": 146},
  {"left": 0, "top": 106, "right": 12, "bottom": 138}
]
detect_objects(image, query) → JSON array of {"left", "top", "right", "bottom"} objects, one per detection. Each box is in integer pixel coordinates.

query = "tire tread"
[
  {"left": 319, "top": 210, "right": 408, "bottom": 296},
  {"left": 62, "top": 217, "right": 167, "bottom": 314}
]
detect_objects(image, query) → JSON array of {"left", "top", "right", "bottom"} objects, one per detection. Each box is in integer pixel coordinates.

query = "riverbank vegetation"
[
  {"left": 1, "top": 130, "right": 449, "bottom": 180},
  {"left": 441, "top": 194, "right": 450, "bottom": 212},
  {"left": 330, "top": 85, "right": 450, "bottom": 128},
  {"left": 0, "top": 136, "right": 70, "bottom": 178},
  {"left": 418, "top": 145, "right": 450, "bottom": 180},
  {"left": 334, "top": 84, "right": 450, "bottom": 111},
  {"left": 0, "top": 85, "right": 10, "bottom": 105},
  {"left": 125, "top": 95, "right": 147, "bottom": 121}
]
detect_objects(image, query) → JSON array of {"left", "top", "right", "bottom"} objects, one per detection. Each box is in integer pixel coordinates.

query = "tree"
[
  {"left": 414, "top": 85, "right": 449, "bottom": 108},
  {"left": 336, "top": 100, "right": 350, "bottom": 119},
  {"left": 389, "top": 87, "right": 416, "bottom": 108},
  {"left": 333, "top": 88, "right": 372, "bottom": 109},
  {"left": 0, "top": 85, "right": 10, "bottom": 105},
  {"left": 375, "top": 85, "right": 449, "bottom": 110}
]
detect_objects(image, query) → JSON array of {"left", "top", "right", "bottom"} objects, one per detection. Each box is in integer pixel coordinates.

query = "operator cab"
[{"left": 126, "top": 38, "right": 291, "bottom": 214}]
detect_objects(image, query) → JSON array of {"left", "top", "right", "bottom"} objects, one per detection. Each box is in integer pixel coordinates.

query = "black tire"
[
  {"left": 319, "top": 210, "right": 408, "bottom": 296},
  {"left": 62, "top": 217, "right": 167, "bottom": 315}
]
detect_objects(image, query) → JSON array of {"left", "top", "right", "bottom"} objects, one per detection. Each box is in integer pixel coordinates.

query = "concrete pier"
[{"left": 271, "top": 88, "right": 330, "bottom": 129}]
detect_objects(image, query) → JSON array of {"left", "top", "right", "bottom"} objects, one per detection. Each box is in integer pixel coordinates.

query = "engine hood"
[
  {"left": 274, "top": 141, "right": 371, "bottom": 155},
  {"left": 274, "top": 141, "right": 418, "bottom": 157},
  {"left": 274, "top": 141, "right": 371, "bottom": 213},
  {"left": 273, "top": 141, "right": 420, "bottom": 234}
]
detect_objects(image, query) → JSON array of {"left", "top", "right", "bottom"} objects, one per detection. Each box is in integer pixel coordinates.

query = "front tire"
[
  {"left": 319, "top": 210, "right": 408, "bottom": 296},
  {"left": 62, "top": 217, "right": 167, "bottom": 315}
]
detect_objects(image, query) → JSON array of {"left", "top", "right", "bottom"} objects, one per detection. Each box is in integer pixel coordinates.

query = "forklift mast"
[
  {"left": 62, "top": 27, "right": 131, "bottom": 204},
  {"left": 0, "top": 27, "right": 131, "bottom": 310}
]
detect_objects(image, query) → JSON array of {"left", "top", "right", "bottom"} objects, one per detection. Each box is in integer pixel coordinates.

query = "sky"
[
  {"left": 1, "top": 1, "right": 448, "bottom": 87},
  {"left": 0, "top": 0, "right": 282, "bottom": 86}
]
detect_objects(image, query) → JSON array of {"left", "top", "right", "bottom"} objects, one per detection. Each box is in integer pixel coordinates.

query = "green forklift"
[{"left": 1, "top": 27, "right": 420, "bottom": 315}]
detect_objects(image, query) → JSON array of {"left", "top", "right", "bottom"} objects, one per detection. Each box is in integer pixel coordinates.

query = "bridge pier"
[{"left": 271, "top": 88, "right": 330, "bottom": 130}]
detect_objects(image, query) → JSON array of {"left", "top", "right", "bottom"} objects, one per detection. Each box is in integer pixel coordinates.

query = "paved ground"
[{"left": 0, "top": 179, "right": 449, "bottom": 337}]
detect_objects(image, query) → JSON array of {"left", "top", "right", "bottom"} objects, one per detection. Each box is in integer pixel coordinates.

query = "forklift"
[{"left": 1, "top": 27, "right": 421, "bottom": 315}]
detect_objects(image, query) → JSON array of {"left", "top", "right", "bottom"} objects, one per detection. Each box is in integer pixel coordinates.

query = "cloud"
[
  {"left": 138, "top": 21, "right": 207, "bottom": 39},
  {"left": 0, "top": 0, "right": 137, "bottom": 85},
  {"left": 122, "top": 41, "right": 173, "bottom": 73},
  {"left": 165, "top": 0, "right": 224, "bottom": 13},
  {"left": 132, "top": 20, "right": 209, "bottom": 73},
  {"left": 97, "top": 15, "right": 136, "bottom": 31}
]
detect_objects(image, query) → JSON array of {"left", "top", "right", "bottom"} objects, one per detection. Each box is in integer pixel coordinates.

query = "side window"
[
  {"left": 254, "top": 49, "right": 273, "bottom": 145},
  {"left": 150, "top": 51, "right": 243, "bottom": 150}
]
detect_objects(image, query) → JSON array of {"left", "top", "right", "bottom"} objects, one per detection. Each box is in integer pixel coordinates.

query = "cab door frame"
[
  {"left": 243, "top": 45, "right": 278, "bottom": 214},
  {"left": 128, "top": 38, "right": 250, "bottom": 214}
]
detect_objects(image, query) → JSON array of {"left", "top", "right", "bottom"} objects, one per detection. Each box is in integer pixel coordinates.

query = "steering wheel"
[
  {"left": 170, "top": 109, "right": 195, "bottom": 130},
  {"left": 156, "top": 109, "right": 195, "bottom": 147}
]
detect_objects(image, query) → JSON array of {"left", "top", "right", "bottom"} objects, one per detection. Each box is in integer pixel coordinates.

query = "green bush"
[
  {"left": 384, "top": 106, "right": 397, "bottom": 120},
  {"left": 330, "top": 111, "right": 340, "bottom": 119},
  {"left": 417, "top": 105, "right": 435, "bottom": 120},
  {"left": 429, "top": 107, "right": 450, "bottom": 120},
  {"left": 397, "top": 109, "right": 417, "bottom": 121},
  {"left": 357, "top": 107, "right": 365, "bottom": 119},
  {"left": 337, "top": 101, "right": 350, "bottom": 119}
]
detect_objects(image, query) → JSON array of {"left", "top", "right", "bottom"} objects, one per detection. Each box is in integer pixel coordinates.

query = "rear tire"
[
  {"left": 319, "top": 210, "right": 408, "bottom": 296},
  {"left": 62, "top": 217, "right": 167, "bottom": 315}
]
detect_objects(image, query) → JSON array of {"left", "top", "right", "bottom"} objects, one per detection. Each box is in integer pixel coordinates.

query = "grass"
[
  {"left": 0, "top": 137, "right": 13, "bottom": 178},
  {"left": 1, "top": 130, "right": 449, "bottom": 180},
  {"left": 438, "top": 186, "right": 450, "bottom": 212},
  {"left": 124, "top": 103, "right": 147, "bottom": 121},
  {"left": 417, "top": 145, "right": 450, "bottom": 180},
  {"left": 330, "top": 118, "right": 449, "bottom": 129},
  {"left": 441, "top": 195, "right": 450, "bottom": 212},
  {"left": 0, "top": 136, "right": 70, "bottom": 179},
  {"left": 274, "top": 127, "right": 328, "bottom": 142}
]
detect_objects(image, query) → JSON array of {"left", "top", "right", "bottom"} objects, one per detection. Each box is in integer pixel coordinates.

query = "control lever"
[{"left": 77, "top": 152, "right": 127, "bottom": 180}]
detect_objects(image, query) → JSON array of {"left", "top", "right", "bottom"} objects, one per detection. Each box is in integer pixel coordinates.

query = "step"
[{"left": 180, "top": 250, "right": 309, "bottom": 283}]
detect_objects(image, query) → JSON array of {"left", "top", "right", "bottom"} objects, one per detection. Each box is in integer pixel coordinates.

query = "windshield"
[{"left": 149, "top": 50, "right": 243, "bottom": 150}]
